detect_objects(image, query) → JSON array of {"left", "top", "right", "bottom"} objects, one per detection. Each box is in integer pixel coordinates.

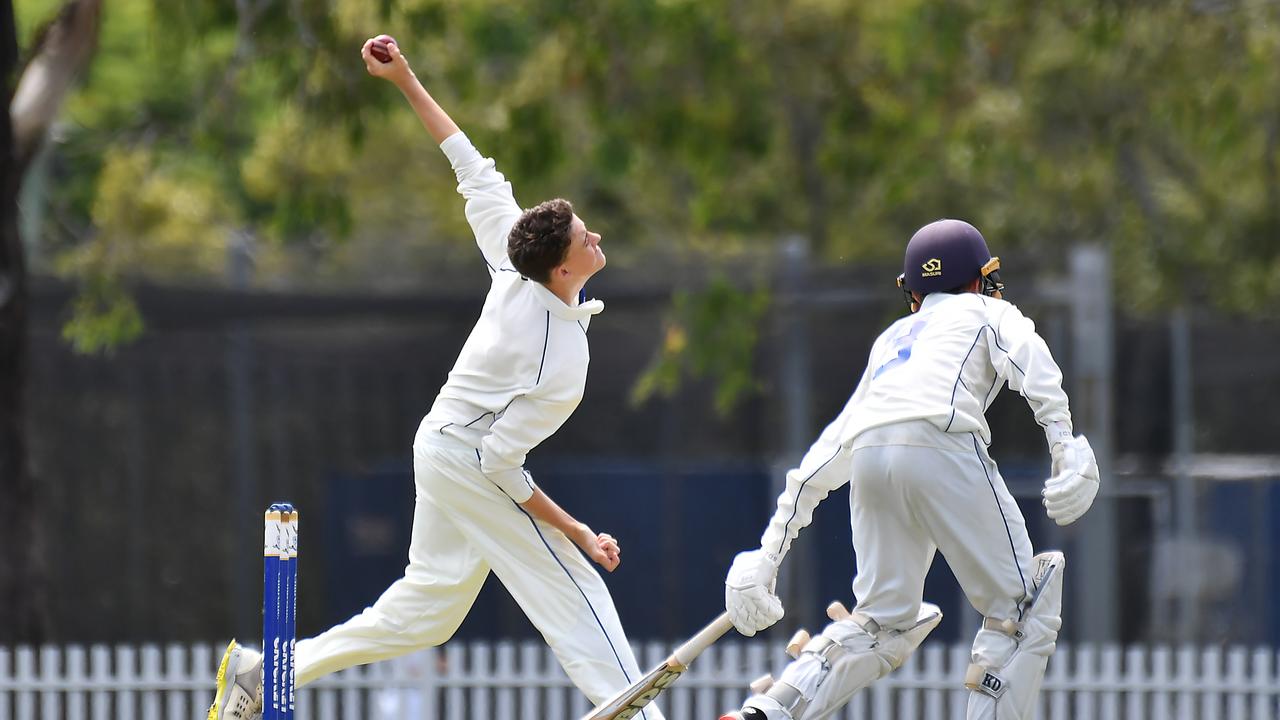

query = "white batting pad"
[
  {"left": 741, "top": 602, "right": 942, "bottom": 720},
  {"left": 967, "top": 551, "right": 1065, "bottom": 720}
]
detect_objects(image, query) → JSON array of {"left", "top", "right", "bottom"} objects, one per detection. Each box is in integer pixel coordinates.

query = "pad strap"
[
  {"left": 965, "top": 663, "right": 1009, "bottom": 699},
  {"left": 766, "top": 681, "right": 809, "bottom": 718},
  {"left": 967, "top": 617, "right": 1020, "bottom": 702},
  {"left": 849, "top": 612, "right": 881, "bottom": 636},
  {"left": 982, "top": 616, "right": 1024, "bottom": 640},
  {"left": 799, "top": 635, "right": 850, "bottom": 665},
  {"left": 764, "top": 634, "right": 856, "bottom": 718}
]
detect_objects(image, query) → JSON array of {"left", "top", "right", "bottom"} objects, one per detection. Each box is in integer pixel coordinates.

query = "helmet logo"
[{"left": 921, "top": 258, "right": 942, "bottom": 277}]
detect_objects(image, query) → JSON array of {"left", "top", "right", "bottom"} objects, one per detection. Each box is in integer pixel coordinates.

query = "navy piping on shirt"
[
  {"left": 982, "top": 373, "right": 1002, "bottom": 409},
  {"left": 987, "top": 321, "right": 1026, "bottom": 376},
  {"left": 986, "top": 321, "right": 1048, "bottom": 419},
  {"left": 775, "top": 447, "right": 843, "bottom": 557},
  {"left": 944, "top": 328, "right": 987, "bottom": 432},
  {"left": 438, "top": 410, "right": 497, "bottom": 436},
  {"left": 535, "top": 311, "right": 550, "bottom": 385}
]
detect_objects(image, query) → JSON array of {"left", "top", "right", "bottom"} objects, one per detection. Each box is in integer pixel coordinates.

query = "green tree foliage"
[
  {"left": 23, "top": 0, "right": 1280, "bottom": 381},
  {"left": 631, "top": 276, "right": 770, "bottom": 415}
]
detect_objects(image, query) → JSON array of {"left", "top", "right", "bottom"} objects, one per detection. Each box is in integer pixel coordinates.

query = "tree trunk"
[
  {"left": 0, "top": 0, "right": 101, "bottom": 643},
  {"left": 0, "top": 0, "right": 47, "bottom": 645}
]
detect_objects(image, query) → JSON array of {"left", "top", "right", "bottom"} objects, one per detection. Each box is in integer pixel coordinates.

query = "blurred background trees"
[
  {"left": 7, "top": 0, "right": 1269, "bottom": 417},
  {"left": 5, "top": 0, "right": 1280, "bottom": 642},
  {"left": 8, "top": 0, "right": 1276, "bottom": 419},
  {"left": 20, "top": 0, "right": 1280, "bottom": 316}
]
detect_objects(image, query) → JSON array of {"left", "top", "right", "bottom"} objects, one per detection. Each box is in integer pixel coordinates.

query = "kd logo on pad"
[{"left": 921, "top": 258, "right": 942, "bottom": 277}]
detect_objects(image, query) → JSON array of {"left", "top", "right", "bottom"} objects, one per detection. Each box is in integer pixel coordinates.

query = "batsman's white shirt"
[
  {"left": 294, "top": 132, "right": 661, "bottom": 719},
  {"left": 841, "top": 291, "right": 1069, "bottom": 447},
  {"left": 760, "top": 292, "right": 1072, "bottom": 624}
]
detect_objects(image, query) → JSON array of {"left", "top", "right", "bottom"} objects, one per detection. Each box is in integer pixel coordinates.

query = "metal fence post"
[
  {"left": 775, "top": 235, "right": 817, "bottom": 628},
  {"left": 1069, "top": 245, "right": 1118, "bottom": 642},
  {"left": 1170, "top": 306, "right": 1197, "bottom": 643}
]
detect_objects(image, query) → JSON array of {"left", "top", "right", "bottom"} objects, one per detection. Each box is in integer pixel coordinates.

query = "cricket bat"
[{"left": 581, "top": 612, "right": 736, "bottom": 720}]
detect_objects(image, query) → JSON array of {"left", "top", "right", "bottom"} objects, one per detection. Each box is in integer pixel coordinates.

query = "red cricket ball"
[{"left": 370, "top": 34, "right": 397, "bottom": 64}]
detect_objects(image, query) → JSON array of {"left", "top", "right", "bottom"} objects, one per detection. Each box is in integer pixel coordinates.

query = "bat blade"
[
  {"left": 584, "top": 662, "right": 684, "bottom": 720},
  {"left": 582, "top": 613, "right": 735, "bottom": 720}
]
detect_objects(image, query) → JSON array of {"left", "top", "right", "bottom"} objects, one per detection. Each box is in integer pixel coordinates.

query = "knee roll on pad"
[
  {"left": 743, "top": 602, "right": 943, "bottom": 720},
  {"left": 966, "top": 551, "right": 1065, "bottom": 720}
]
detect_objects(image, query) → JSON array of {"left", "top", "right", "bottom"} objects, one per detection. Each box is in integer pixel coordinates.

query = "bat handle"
[{"left": 671, "top": 612, "right": 735, "bottom": 667}]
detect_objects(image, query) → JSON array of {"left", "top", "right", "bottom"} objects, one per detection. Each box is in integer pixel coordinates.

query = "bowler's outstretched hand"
[{"left": 361, "top": 36, "right": 411, "bottom": 83}]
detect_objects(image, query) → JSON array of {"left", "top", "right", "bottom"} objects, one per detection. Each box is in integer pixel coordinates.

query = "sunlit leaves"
[
  {"left": 70, "top": 145, "right": 234, "bottom": 278},
  {"left": 59, "top": 273, "right": 144, "bottom": 354}
]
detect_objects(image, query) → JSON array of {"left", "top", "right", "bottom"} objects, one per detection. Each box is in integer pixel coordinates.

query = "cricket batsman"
[
  {"left": 208, "top": 35, "right": 665, "bottom": 720},
  {"left": 720, "top": 219, "right": 1101, "bottom": 719}
]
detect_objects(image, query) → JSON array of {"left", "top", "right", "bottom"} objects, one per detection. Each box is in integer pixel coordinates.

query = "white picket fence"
[{"left": 1, "top": 641, "right": 1278, "bottom": 720}]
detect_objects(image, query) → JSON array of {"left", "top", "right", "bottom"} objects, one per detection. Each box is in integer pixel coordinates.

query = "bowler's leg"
[
  {"left": 294, "top": 455, "right": 489, "bottom": 686},
  {"left": 442, "top": 485, "right": 663, "bottom": 718}
]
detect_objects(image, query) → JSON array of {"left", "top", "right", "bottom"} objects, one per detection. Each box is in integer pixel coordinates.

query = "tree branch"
[
  {"left": 9, "top": 0, "right": 102, "bottom": 177},
  {"left": 202, "top": 0, "right": 276, "bottom": 126}
]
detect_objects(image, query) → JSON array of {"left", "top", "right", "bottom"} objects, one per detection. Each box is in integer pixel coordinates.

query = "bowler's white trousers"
[
  {"left": 294, "top": 434, "right": 662, "bottom": 719},
  {"left": 849, "top": 421, "right": 1034, "bottom": 629}
]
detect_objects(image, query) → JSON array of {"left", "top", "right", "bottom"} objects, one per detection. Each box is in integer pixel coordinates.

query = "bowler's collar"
[{"left": 530, "top": 280, "right": 604, "bottom": 320}]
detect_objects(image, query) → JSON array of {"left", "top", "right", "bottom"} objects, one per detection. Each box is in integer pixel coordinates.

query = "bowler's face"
[{"left": 558, "top": 215, "right": 606, "bottom": 281}]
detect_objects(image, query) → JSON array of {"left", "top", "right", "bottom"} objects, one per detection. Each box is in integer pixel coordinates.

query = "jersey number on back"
[{"left": 873, "top": 319, "right": 927, "bottom": 379}]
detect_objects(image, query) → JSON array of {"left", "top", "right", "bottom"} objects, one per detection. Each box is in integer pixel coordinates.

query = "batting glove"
[
  {"left": 725, "top": 549, "right": 784, "bottom": 637},
  {"left": 1042, "top": 434, "right": 1100, "bottom": 526}
]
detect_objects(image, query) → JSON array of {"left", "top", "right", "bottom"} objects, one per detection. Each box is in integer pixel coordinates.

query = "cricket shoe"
[
  {"left": 719, "top": 709, "right": 769, "bottom": 720},
  {"left": 207, "top": 640, "right": 263, "bottom": 720}
]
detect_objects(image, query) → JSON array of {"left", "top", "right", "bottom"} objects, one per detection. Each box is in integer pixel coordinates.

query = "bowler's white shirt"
[
  {"left": 760, "top": 292, "right": 1072, "bottom": 558},
  {"left": 417, "top": 132, "right": 603, "bottom": 503}
]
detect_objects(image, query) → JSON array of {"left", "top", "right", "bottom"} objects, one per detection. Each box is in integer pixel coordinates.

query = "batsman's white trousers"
[
  {"left": 294, "top": 434, "right": 663, "bottom": 719},
  {"left": 849, "top": 421, "right": 1034, "bottom": 629}
]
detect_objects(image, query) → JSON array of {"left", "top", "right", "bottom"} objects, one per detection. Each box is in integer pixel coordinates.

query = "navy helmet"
[{"left": 896, "top": 219, "right": 1004, "bottom": 310}]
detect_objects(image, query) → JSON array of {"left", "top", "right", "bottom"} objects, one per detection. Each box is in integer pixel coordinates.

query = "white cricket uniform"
[
  {"left": 295, "top": 133, "right": 662, "bottom": 719},
  {"left": 761, "top": 291, "right": 1071, "bottom": 628}
]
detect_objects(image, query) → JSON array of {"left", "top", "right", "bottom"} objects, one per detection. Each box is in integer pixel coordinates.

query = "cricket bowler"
[{"left": 208, "top": 35, "right": 664, "bottom": 720}]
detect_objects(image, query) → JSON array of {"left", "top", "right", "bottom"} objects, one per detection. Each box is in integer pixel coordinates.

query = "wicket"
[{"left": 263, "top": 503, "right": 299, "bottom": 720}]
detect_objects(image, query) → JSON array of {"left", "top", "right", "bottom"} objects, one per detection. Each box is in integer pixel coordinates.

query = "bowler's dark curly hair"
[{"left": 507, "top": 199, "right": 574, "bottom": 283}]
